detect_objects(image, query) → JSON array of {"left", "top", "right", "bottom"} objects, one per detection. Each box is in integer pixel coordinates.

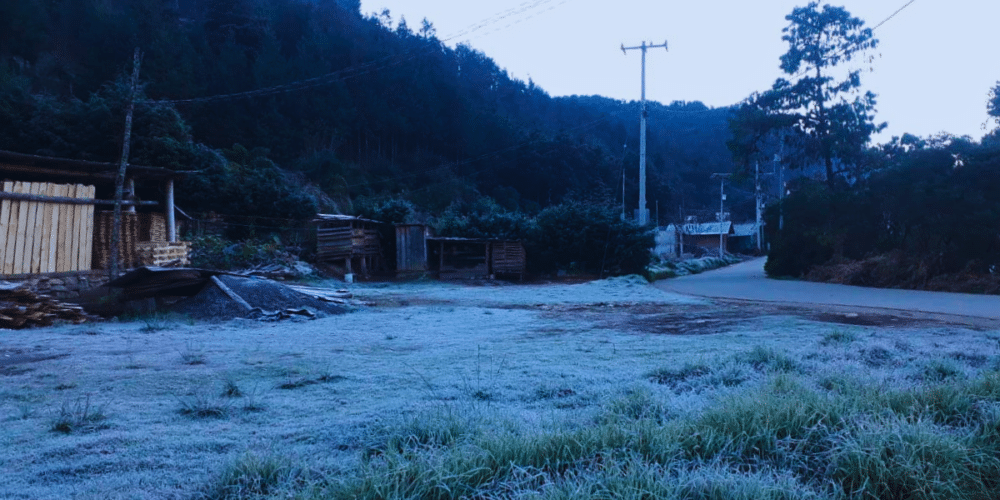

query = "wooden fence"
[{"left": 0, "top": 181, "right": 95, "bottom": 275}]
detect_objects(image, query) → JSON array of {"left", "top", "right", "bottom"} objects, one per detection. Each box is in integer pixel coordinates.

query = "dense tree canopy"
[{"left": 0, "top": 0, "right": 743, "bottom": 226}]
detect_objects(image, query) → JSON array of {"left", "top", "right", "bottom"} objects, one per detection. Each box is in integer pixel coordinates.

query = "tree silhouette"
[{"left": 762, "top": 2, "right": 885, "bottom": 189}]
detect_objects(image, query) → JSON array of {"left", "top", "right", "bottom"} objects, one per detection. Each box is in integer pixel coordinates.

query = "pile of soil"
[{"left": 170, "top": 275, "right": 348, "bottom": 320}]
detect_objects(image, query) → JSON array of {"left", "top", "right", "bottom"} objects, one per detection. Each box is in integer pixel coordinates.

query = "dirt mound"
[{"left": 170, "top": 275, "right": 347, "bottom": 320}]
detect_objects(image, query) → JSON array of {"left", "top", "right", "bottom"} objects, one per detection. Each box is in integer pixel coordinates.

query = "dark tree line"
[
  {"left": 0, "top": 0, "right": 741, "bottom": 227},
  {"left": 730, "top": 2, "right": 1000, "bottom": 290}
]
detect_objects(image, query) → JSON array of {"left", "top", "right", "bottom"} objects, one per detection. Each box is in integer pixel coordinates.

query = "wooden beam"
[
  {"left": 81, "top": 185, "right": 95, "bottom": 271},
  {"left": 27, "top": 182, "right": 43, "bottom": 273},
  {"left": 47, "top": 184, "right": 65, "bottom": 273},
  {"left": 38, "top": 183, "right": 55, "bottom": 273},
  {"left": 12, "top": 182, "right": 30, "bottom": 274},
  {"left": 0, "top": 181, "right": 12, "bottom": 274},
  {"left": 0, "top": 191, "right": 158, "bottom": 206},
  {"left": 56, "top": 184, "right": 74, "bottom": 272},
  {"left": 126, "top": 178, "right": 136, "bottom": 213},
  {"left": 72, "top": 184, "right": 86, "bottom": 271}
]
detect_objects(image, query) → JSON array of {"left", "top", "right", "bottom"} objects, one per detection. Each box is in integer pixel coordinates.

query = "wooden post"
[
  {"left": 111, "top": 47, "right": 142, "bottom": 278},
  {"left": 126, "top": 178, "right": 136, "bottom": 213},
  {"left": 166, "top": 178, "right": 175, "bottom": 242}
]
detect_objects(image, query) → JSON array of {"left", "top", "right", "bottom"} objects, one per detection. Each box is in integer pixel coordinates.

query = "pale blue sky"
[{"left": 359, "top": 0, "right": 999, "bottom": 143}]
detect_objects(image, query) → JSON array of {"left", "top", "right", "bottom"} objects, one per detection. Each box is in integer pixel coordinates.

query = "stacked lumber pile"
[{"left": 0, "top": 282, "right": 88, "bottom": 329}]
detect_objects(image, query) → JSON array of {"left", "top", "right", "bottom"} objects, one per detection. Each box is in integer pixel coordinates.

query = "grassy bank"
[{"left": 203, "top": 354, "right": 1000, "bottom": 499}]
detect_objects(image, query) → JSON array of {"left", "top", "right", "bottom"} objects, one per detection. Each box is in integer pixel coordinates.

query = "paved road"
[{"left": 655, "top": 257, "right": 1000, "bottom": 321}]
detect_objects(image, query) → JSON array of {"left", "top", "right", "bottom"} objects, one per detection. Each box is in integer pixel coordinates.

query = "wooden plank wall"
[
  {"left": 0, "top": 181, "right": 95, "bottom": 275},
  {"left": 316, "top": 226, "right": 354, "bottom": 261},
  {"left": 92, "top": 211, "right": 139, "bottom": 270}
]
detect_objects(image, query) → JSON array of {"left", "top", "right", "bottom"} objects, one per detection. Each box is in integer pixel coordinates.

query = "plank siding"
[
  {"left": 12, "top": 182, "right": 30, "bottom": 274},
  {"left": 79, "top": 185, "right": 94, "bottom": 270},
  {"left": 0, "top": 181, "right": 98, "bottom": 275},
  {"left": 56, "top": 184, "right": 75, "bottom": 272},
  {"left": 0, "top": 181, "right": 13, "bottom": 273}
]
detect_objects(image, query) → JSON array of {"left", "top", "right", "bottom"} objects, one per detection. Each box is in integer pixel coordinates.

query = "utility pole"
[
  {"left": 621, "top": 144, "right": 627, "bottom": 220},
  {"left": 111, "top": 47, "right": 141, "bottom": 279},
  {"left": 755, "top": 161, "right": 762, "bottom": 252},
  {"left": 755, "top": 161, "right": 774, "bottom": 253},
  {"left": 677, "top": 205, "right": 684, "bottom": 257},
  {"left": 775, "top": 152, "right": 784, "bottom": 232},
  {"left": 711, "top": 173, "right": 730, "bottom": 257},
  {"left": 621, "top": 40, "right": 667, "bottom": 227},
  {"left": 753, "top": 161, "right": 764, "bottom": 254}
]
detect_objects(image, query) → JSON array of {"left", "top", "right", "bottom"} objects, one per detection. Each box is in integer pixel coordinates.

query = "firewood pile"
[{"left": 0, "top": 282, "right": 88, "bottom": 329}]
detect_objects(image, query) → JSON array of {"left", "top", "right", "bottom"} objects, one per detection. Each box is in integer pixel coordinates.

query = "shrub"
[
  {"left": 527, "top": 201, "right": 653, "bottom": 276},
  {"left": 177, "top": 392, "right": 231, "bottom": 419},
  {"left": 820, "top": 330, "right": 857, "bottom": 346},
  {"left": 738, "top": 346, "right": 799, "bottom": 373},
  {"left": 647, "top": 362, "right": 712, "bottom": 389},
  {"left": 202, "top": 452, "right": 296, "bottom": 500},
  {"left": 50, "top": 395, "right": 108, "bottom": 434},
  {"left": 188, "top": 235, "right": 302, "bottom": 271}
]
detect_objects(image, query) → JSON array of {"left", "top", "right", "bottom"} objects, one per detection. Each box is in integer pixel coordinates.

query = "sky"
[{"left": 358, "top": 0, "right": 999, "bottom": 144}]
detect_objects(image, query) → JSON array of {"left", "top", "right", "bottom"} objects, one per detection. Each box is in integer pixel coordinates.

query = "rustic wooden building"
[
  {"left": 313, "top": 214, "right": 384, "bottom": 275},
  {"left": 395, "top": 224, "right": 433, "bottom": 274},
  {"left": 0, "top": 150, "right": 190, "bottom": 278},
  {"left": 426, "top": 237, "right": 526, "bottom": 280}
]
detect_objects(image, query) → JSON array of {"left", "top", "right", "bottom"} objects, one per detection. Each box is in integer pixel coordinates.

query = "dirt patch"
[
  {"left": 364, "top": 296, "right": 457, "bottom": 308},
  {"left": 0, "top": 348, "right": 69, "bottom": 375},
  {"left": 810, "top": 312, "right": 923, "bottom": 327},
  {"left": 538, "top": 299, "right": 983, "bottom": 335},
  {"left": 542, "top": 303, "right": 757, "bottom": 336},
  {"left": 622, "top": 309, "right": 755, "bottom": 335}
]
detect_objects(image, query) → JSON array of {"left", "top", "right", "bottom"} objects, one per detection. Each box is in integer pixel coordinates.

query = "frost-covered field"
[{"left": 2, "top": 277, "right": 1000, "bottom": 499}]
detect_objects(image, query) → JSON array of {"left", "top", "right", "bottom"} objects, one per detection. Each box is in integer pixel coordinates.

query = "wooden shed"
[
  {"left": 0, "top": 150, "right": 191, "bottom": 277},
  {"left": 427, "top": 237, "right": 526, "bottom": 280},
  {"left": 395, "top": 224, "right": 433, "bottom": 274},
  {"left": 313, "top": 214, "right": 384, "bottom": 275}
]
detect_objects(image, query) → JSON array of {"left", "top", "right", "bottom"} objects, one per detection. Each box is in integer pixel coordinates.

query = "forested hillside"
[{"left": 0, "top": 0, "right": 742, "bottom": 223}]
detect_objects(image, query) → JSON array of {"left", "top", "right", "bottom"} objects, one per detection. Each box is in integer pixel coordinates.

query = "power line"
[
  {"left": 653, "top": 0, "right": 920, "bottom": 114},
  {"left": 152, "top": 0, "right": 916, "bottom": 115},
  {"left": 789, "top": 0, "right": 917, "bottom": 81},
  {"left": 871, "top": 0, "right": 917, "bottom": 31}
]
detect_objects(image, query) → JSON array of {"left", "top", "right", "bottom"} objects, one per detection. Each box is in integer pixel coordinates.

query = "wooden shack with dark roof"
[
  {"left": 426, "top": 237, "right": 526, "bottom": 280},
  {"left": 312, "top": 214, "right": 385, "bottom": 275},
  {"left": 0, "top": 150, "right": 191, "bottom": 278}
]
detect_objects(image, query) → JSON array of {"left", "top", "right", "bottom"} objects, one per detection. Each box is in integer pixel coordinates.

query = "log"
[
  {"left": 210, "top": 276, "right": 253, "bottom": 312},
  {"left": 0, "top": 282, "right": 89, "bottom": 329}
]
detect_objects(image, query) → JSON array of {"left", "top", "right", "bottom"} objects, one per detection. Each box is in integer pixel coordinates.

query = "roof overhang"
[{"left": 0, "top": 150, "right": 194, "bottom": 183}]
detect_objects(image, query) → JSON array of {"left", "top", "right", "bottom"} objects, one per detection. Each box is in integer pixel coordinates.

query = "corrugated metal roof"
[
  {"left": 684, "top": 222, "right": 733, "bottom": 236},
  {"left": 427, "top": 237, "right": 522, "bottom": 243},
  {"left": 732, "top": 223, "right": 759, "bottom": 237},
  {"left": 313, "top": 214, "right": 383, "bottom": 224}
]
